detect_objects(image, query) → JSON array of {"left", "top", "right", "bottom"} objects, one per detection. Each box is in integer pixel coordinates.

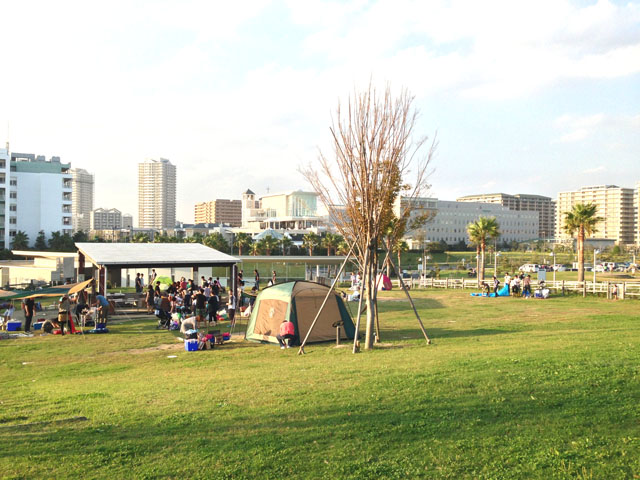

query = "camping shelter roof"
[{"left": 75, "top": 243, "right": 239, "bottom": 268}]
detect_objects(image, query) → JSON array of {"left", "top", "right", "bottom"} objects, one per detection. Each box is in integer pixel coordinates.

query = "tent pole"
[
  {"left": 372, "top": 250, "right": 390, "bottom": 343},
  {"left": 388, "top": 254, "right": 431, "bottom": 344},
  {"left": 297, "top": 240, "right": 357, "bottom": 355},
  {"left": 351, "top": 281, "right": 365, "bottom": 353}
]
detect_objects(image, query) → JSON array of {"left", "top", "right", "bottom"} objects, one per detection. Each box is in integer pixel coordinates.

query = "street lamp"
[
  {"left": 494, "top": 251, "right": 500, "bottom": 276},
  {"left": 593, "top": 249, "right": 600, "bottom": 289}
]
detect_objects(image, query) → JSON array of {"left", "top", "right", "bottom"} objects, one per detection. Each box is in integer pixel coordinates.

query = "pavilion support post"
[
  {"left": 78, "top": 252, "right": 85, "bottom": 282},
  {"left": 98, "top": 266, "right": 107, "bottom": 296},
  {"left": 298, "top": 241, "right": 357, "bottom": 355}
]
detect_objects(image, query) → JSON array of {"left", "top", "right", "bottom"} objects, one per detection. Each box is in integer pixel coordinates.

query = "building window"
[
  {"left": 10, "top": 179, "right": 16, "bottom": 186},
  {"left": 9, "top": 230, "right": 16, "bottom": 237},
  {"left": 9, "top": 218, "right": 16, "bottom": 225},
  {"left": 9, "top": 205, "right": 16, "bottom": 212},
  {"left": 9, "top": 192, "right": 16, "bottom": 199},
  {"left": 63, "top": 217, "right": 71, "bottom": 226}
]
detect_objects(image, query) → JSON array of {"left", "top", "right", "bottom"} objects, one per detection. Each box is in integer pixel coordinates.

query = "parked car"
[
  {"left": 518, "top": 264, "right": 539, "bottom": 273},
  {"left": 553, "top": 264, "right": 567, "bottom": 271},
  {"left": 594, "top": 264, "right": 606, "bottom": 273}
]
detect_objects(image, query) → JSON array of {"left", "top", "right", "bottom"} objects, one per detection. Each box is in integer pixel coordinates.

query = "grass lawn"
[{"left": 1, "top": 291, "right": 638, "bottom": 479}]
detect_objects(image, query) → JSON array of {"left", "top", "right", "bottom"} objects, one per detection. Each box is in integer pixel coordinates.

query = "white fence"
[{"left": 395, "top": 277, "right": 640, "bottom": 299}]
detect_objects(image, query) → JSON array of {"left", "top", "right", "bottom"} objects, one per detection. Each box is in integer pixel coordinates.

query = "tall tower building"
[
  {"left": 71, "top": 168, "right": 94, "bottom": 233},
  {"left": 555, "top": 185, "right": 635, "bottom": 244},
  {"left": 138, "top": 158, "right": 176, "bottom": 229}
]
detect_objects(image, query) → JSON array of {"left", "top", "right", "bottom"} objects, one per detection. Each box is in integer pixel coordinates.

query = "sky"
[{"left": 1, "top": 0, "right": 639, "bottom": 224}]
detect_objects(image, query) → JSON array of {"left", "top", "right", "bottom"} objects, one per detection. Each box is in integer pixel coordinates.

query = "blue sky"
[{"left": 0, "top": 0, "right": 639, "bottom": 223}]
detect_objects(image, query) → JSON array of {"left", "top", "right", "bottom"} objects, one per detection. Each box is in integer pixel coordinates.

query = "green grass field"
[{"left": 1, "top": 291, "right": 638, "bottom": 479}]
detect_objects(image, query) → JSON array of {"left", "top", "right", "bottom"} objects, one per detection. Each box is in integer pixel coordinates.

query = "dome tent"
[{"left": 245, "top": 281, "right": 355, "bottom": 345}]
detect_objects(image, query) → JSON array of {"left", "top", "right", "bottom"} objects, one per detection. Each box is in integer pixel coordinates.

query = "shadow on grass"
[{"left": 1, "top": 380, "right": 636, "bottom": 479}]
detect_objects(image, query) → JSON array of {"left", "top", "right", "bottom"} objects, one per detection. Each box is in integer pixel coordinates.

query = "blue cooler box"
[
  {"left": 7, "top": 321, "right": 21, "bottom": 331},
  {"left": 33, "top": 322, "right": 44, "bottom": 331},
  {"left": 185, "top": 339, "right": 198, "bottom": 351}
]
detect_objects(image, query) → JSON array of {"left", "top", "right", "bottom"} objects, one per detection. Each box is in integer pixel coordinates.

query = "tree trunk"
[
  {"left": 364, "top": 244, "right": 377, "bottom": 350},
  {"left": 476, "top": 245, "right": 481, "bottom": 287},
  {"left": 578, "top": 226, "right": 585, "bottom": 283},
  {"left": 480, "top": 241, "right": 486, "bottom": 283}
]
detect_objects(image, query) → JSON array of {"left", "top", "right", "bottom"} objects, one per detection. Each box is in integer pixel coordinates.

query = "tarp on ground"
[
  {"left": 470, "top": 284, "right": 510, "bottom": 297},
  {"left": 245, "top": 281, "right": 355, "bottom": 345}
]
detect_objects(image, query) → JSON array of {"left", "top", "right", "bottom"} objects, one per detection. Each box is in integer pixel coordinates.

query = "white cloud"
[
  {"left": 583, "top": 166, "right": 606, "bottom": 174},
  {"left": 554, "top": 113, "right": 640, "bottom": 143}
]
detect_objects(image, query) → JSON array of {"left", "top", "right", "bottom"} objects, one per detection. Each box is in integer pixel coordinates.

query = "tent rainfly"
[{"left": 245, "top": 281, "right": 355, "bottom": 345}]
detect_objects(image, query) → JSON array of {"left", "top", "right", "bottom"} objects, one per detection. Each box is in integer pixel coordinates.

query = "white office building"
[
  {"left": 0, "top": 149, "right": 73, "bottom": 248},
  {"left": 396, "top": 197, "right": 539, "bottom": 247},
  {"left": 71, "top": 168, "right": 94, "bottom": 233}
]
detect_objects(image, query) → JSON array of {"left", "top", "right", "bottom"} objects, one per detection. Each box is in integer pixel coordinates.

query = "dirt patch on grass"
[{"left": 127, "top": 343, "right": 183, "bottom": 354}]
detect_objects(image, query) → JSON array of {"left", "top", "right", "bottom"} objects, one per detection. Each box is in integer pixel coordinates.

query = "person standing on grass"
[
  {"left": 135, "top": 273, "right": 142, "bottom": 293},
  {"left": 22, "top": 297, "right": 35, "bottom": 333},
  {"left": 207, "top": 292, "right": 219, "bottom": 325},
  {"left": 227, "top": 291, "right": 236, "bottom": 328},
  {"left": 271, "top": 270, "right": 277, "bottom": 285},
  {"left": 504, "top": 272, "right": 511, "bottom": 294},
  {"left": 254, "top": 269, "right": 260, "bottom": 290},
  {"left": 150, "top": 269, "right": 157, "bottom": 285},
  {"left": 145, "top": 285, "right": 155, "bottom": 314},
  {"left": 194, "top": 288, "right": 207, "bottom": 326},
  {"left": 58, "top": 294, "right": 71, "bottom": 335},
  {"left": 492, "top": 275, "right": 500, "bottom": 297},
  {"left": 277, "top": 318, "right": 296, "bottom": 349},
  {"left": 522, "top": 275, "right": 532, "bottom": 298}
]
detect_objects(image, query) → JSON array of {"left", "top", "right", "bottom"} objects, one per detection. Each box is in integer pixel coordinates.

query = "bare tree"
[{"left": 302, "top": 83, "right": 435, "bottom": 350}]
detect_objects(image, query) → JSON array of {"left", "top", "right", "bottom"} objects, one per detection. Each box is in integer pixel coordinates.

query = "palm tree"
[
  {"left": 11, "top": 230, "right": 29, "bottom": 250},
  {"left": 203, "top": 233, "right": 230, "bottom": 252},
  {"left": 234, "top": 233, "right": 253, "bottom": 256},
  {"left": 250, "top": 242, "right": 261, "bottom": 256},
  {"left": 322, "top": 232, "right": 341, "bottom": 256},
  {"left": 467, "top": 217, "right": 500, "bottom": 286},
  {"left": 279, "top": 235, "right": 293, "bottom": 255},
  {"left": 563, "top": 203, "right": 602, "bottom": 282},
  {"left": 336, "top": 240, "right": 350, "bottom": 256},
  {"left": 393, "top": 239, "right": 409, "bottom": 276},
  {"left": 132, "top": 233, "right": 150, "bottom": 243},
  {"left": 258, "top": 235, "right": 279, "bottom": 256},
  {"left": 302, "top": 232, "right": 320, "bottom": 256}
]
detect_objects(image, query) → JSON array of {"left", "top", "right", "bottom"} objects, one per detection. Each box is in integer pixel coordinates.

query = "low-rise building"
[{"left": 239, "top": 189, "right": 327, "bottom": 235}]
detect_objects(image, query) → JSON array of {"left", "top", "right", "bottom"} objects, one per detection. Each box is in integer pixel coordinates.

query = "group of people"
[
  {"left": 15, "top": 288, "right": 109, "bottom": 335},
  {"left": 149, "top": 276, "right": 229, "bottom": 329},
  {"left": 482, "top": 272, "right": 534, "bottom": 298}
]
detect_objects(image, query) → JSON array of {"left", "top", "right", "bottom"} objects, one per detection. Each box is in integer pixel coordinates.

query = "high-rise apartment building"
[
  {"left": 90, "top": 208, "right": 123, "bottom": 230},
  {"left": 194, "top": 199, "right": 242, "bottom": 226},
  {"left": 457, "top": 193, "right": 555, "bottom": 239},
  {"left": 555, "top": 185, "right": 635, "bottom": 244},
  {"left": 138, "top": 158, "right": 176, "bottom": 229},
  {"left": 71, "top": 168, "right": 94, "bottom": 233},
  {"left": 634, "top": 182, "right": 640, "bottom": 246},
  {"left": 0, "top": 149, "right": 73, "bottom": 248},
  {"left": 122, "top": 213, "right": 133, "bottom": 229}
]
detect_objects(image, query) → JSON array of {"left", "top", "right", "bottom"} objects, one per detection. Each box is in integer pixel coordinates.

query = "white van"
[{"left": 519, "top": 264, "right": 540, "bottom": 273}]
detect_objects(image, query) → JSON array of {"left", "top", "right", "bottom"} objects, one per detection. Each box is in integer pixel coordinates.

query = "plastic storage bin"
[
  {"left": 185, "top": 339, "right": 198, "bottom": 351},
  {"left": 33, "top": 322, "right": 44, "bottom": 331}
]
